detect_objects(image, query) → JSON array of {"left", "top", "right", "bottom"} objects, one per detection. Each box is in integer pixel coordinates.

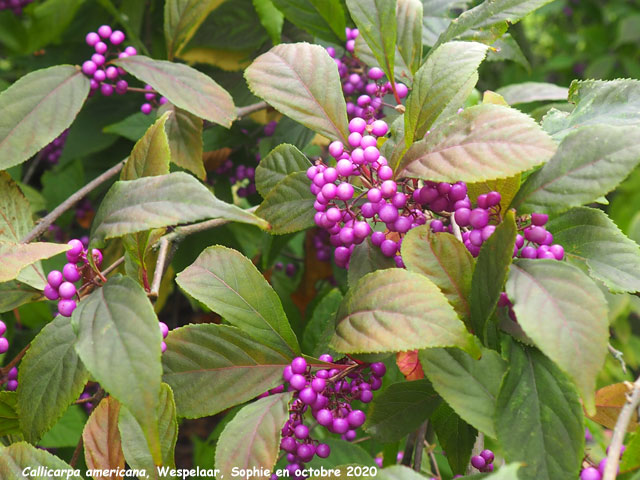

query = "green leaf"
[
  {"left": 113, "top": 56, "right": 235, "bottom": 127},
  {"left": 420, "top": 347, "right": 507, "bottom": 438},
  {"left": 401, "top": 226, "right": 474, "bottom": 322},
  {"left": 330, "top": 269, "right": 480, "bottom": 356},
  {"left": 103, "top": 112, "right": 156, "bottom": 142},
  {"left": 0, "top": 392, "right": 20, "bottom": 437},
  {"left": 469, "top": 210, "right": 516, "bottom": 341},
  {"left": 271, "top": 0, "right": 346, "bottom": 43},
  {"left": 398, "top": 104, "right": 557, "bottom": 183},
  {"left": 255, "top": 144, "right": 310, "bottom": 198},
  {"left": 544, "top": 79, "right": 640, "bottom": 140},
  {"left": 405, "top": 41, "right": 488, "bottom": 145},
  {"left": 256, "top": 171, "right": 316, "bottom": 234},
  {"left": 121, "top": 111, "right": 171, "bottom": 180},
  {"left": 0, "top": 280, "right": 41, "bottom": 313},
  {"left": 466, "top": 175, "right": 520, "bottom": 214},
  {"left": 346, "top": 0, "right": 397, "bottom": 84},
  {"left": 0, "top": 65, "right": 89, "bottom": 170},
  {"left": 0, "top": 441, "right": 83, "bottom": 479},
  {"left": 303, "top": 288, "right": 343, "bottom": 356},
  {"left": 364, "top": 379, "right": 441, "bottom": 441},
  {"left": 495, "top": 341, "right": 584, "bottom": 480},
  {"left": 0, "top": 242, "right": 68, "bottom": 283},
  {"left": 160, "top": 103, "right": 205, "bottom": 180},
  {"left": 347, "top": 237, "right": 396, "bottom": 287},
  {"left": 26, "top": 0, "right": 85, "bottom": 52},
  {"left": 17, "top": 315, "right": 88, "bottom": 444},
  {"left": 433, "top": 0, "right": 555, "bottom": 48},
  {"left": 72, "top": 275, "right": 163, "bottom": 463},
  {"left": 431, "top": 402, "right": 477, "bottom": 475},
  {"left": 119, "top": 384, "right": 178, "bottom": 478},
  {"left": 176, "top": 245, "right": 299, "bottom": 356},
  {"left": 354, "top": 35, "right": 413, "bottom": 87},
  {"left": 547, "top": 207, "right": 640, "bottom": 294},
  {"left": 252, "top": 0, "right": 284, "bottom": 45},
  {"left": 245, "top": 43, "right": 350, "bottom": 145},
  {"left": 90, "top": 172, "right": 267, "bottom": 246},
  {"left": 496, "top": 82, "right": 568, "bottom": 105},
  {"left": 164, "top": 0, "right": 226, "bottom": 59},
  {"left": 510, "top": 125, "right": 640, "bottom": 215},
  {"left": 162, "top": 324, "right": 292, "bottom": 418},
  {"left": 215, "top": 392, "right": 292, "bottom": 478},
  {"left": 396, "top": 0, "right": 423, "bottom": 75},
  {"left": 620, "top": 431, "right": 640, "bottom": 472},
  {"left": 506, "top": 259, "right": 609, "bottom": 414}
]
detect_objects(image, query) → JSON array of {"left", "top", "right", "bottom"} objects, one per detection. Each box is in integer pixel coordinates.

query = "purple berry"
[
  {"left": 580, "top": 467, "right": 602, "bottom": 480},
  {"left": 110, "top": 30, "right": 125, "bottom": 45},
  {"left": 0, "top": 337, "right": 8, "bottom": 354},
  {"left": 480, "top": 450, "right": 494, "bottom": 463},
  {"left": 283, "top": 365, "right": 293, "bottom": 382},
  {"left": 62, "top": 263, "right": 81, "bottom": 282},
  {"left": 316, "top": 443, "right": 330, "bottom": 458},
  {"left": 332, "top": 418, "right": 349, "bottom": 434},
  {"left": 281, "top": 437, "right": 297, "bottom": 453},
  {"left": 471, "top": 455, "right": 486, "bottom": 469},
  {"left": 141, "top": 103, "right": 153, "bottom": 115},
  {"left": 97, "top": 25, "right": 112, "bottom": 38},
  {"left": 86, "top": 32, "right": 100, "bottom": 46},
  {"left": 531, "top": 213, "right": 548, "bottom": 226},
  {"left": 316, "top": 409, "right": 333, "bottom": 426},
  {"left": 291, "top": 357, "right": 307, "bottom": 374},
  {"left": 318, "top": 354, "right": 333, "bottom": 363},
  {"left": 347, "top": 410, "right": 366, "bottom": 428},
  {"left": 469, "top": 209, "right": 490, "bottom": 229},
  {"left": 6, "top": 379, "right": 18, "bottom": 391},
  {"left": 360, "top": 390, "right": 373, "bottom": 403},
  {"left": 8, "top": 367, "right": 17, "bottom": 380},
  {"left": 294, "top": 424, "right": 309, "bottom": 439},
  {"left": 0, "top": 320, "right": 5, "bottom": 336},
  {"left": 82, "top": 60, "right": 97, "bottom": 76},
  {"left": 43, "top": 284, "right": 59, "bottom": 300},
  {"left": 159, "top": 322, "right": 169, "bottom": 338},
  {"left": 289, "top": 374, "right": 306, "bottom": 390},
  {"left": 299, "top": 387, "right": 317, "bottom": 405},
  {"left": 58, "top": 282, "right": 76, "bottom": 299},
  {"left": 58, "top": 299, "right": 77, "bottom": 317}
]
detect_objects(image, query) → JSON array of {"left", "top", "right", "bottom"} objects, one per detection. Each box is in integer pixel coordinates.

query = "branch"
[
  {"left": 608, "top": 343, "right": 627, "bottom": 374},
  {"left": 149, "top": 237, "right": 170, "bottom": 299},
  {"left": 236, "top": 101, "right": 269, "bottom": 119},
  {"left": 21, "top": 159, "right": 126, "bottom": 243},
  {"left": 0, "top": 344, "right": 29, "bottom": 378},
  {"left": 603, "top": 376, "right": 640, "bottom": 480},
  {"left": 450, "top": 214, "right": 463, "bottom": 243},
  {"left": 412, "top": 421, "right": 429, "bottom": 472}
]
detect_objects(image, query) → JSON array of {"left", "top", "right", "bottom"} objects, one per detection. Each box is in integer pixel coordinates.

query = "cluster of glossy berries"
[
  {"left": 471, "top": 450, "right": 495, "bottom": 473},
  {"left": 81, "top": 25, "right": 137, "bottom": 97},
  {"left": 40, "top": 129, "right": 69, "bottom": 165},
  {"left": 78, "top": 385, "right": 96, "bottom": 414},
  {"left": 274, "top": 262, "right": 297, "bottom": 277},
  {"left": 43, "top": 239, "right": 103, "bottom": 317},
  {"left": 159, "top": 321, "right": 169, "bottom": 353},
  {"left": 0, "top": 320, "right": 9, "bottom": 355},
  {"left": 311, "top": 229, "right": 332, "bottom": 262},
  {"left": 3, "top": 367, "right": 18, "bottom": 391},
  {"left": 580, "top": 445, "right": 625, "bottom": 480},
  {"left": 140, "top": 84, "right": 168, "bottom": 115},
  {"left": 273, "top": 355, "right": 386, "bottom": 479},
  {"left": 328, "top": 28, "right": 407, "bottom": 121},
  {"left": 0, "top": 0, "right": 32, "bottom": 15}
]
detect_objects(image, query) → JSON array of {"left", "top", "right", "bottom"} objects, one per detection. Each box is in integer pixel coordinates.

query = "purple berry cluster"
[
  {"left": 81, "top": 25, "right": 137, "bottom": 97},
  {"left": 159, "top": 321, "right": 169, "bottom": 353},
  {"left": 274, "top": 355, "right": 386, "bottom": 479},
  {"left": 43, "top": 239, "right": 103, "bottom": 317},
  {"left": 0, "top": 320, "right": 9, "bottom": 355},
  {"left": 580, "top": 445, "right": 625, "bottom": 480},
  {"left": 39, "top": 129, "right": 69, "bottom": 166},
  {"left": 274, "top": 261, "right": 297, "bottom": 277},
  {"left": 329, "top": 28, "right": 408, "bottom": 121},
  {"left": 471, "top": 449, "right": 495, "bottom": 473},
  {"left": 140, "top": 84, "right": 168, "bottom": 115},
  {"left": 4, "top": 367, "right": 18, "bottom": 391},
  {"left": 0, "top": 0, "right": 33, "bottom": 15}
]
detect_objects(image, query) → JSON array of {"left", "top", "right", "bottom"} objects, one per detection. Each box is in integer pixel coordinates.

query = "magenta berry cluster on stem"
[
  {"left": 273, "top": 355, "right": 386, "bottom": 479},
  {"left": 0, "top": 320, "right": 9, "bottom": 356},
  {"left": 82, "top": 25, "right": 136, "bottom": 97},
  {"left": 0, "top": 0, "right": 33, "bottom": 15},
  {"left": 44, "top": 238, "right": 103, "bottom": 317}
]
